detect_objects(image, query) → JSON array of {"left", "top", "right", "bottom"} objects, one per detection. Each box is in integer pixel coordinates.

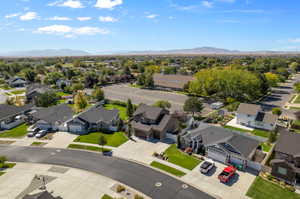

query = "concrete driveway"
[{"left": 182, "top": 160, "right": 255, "bottom": 199}]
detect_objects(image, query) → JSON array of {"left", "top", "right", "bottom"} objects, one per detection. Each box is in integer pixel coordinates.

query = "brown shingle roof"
[
  {"left": 275, "top": 131, "right": 300, "bottom": 156},
  {"left": 237, "top": 103, "right": 261, "bottom": 115}
]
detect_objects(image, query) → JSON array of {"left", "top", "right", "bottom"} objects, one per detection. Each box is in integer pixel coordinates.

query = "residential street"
[
  {"left": 259, "top": 73, "right": 300, "bottom": 111},
  {"left": 0, "top": 145, "right": 216, "bottom": 199}
]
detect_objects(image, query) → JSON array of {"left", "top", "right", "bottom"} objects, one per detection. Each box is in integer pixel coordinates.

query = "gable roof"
[
  {"left": 133, "top": 104, "right": 164, "bottom": 121},
  {"left": 26, "top": 83, "right": 51, "bottom": 96},
  {"left": 275, "top": 131, "right": 300, "bottom": 156},
  {"left": 77, "top": 106, "right": 119, "bottom": 124},
  {"left": 0, "top": 104, "right": 33, "bottom": 121},
  {"left": 182, "top": 123, "right": 261, "bottom": 158},
  {"left": 32, "top": 104, "right": 74, "bottom": 125},
  {"left": 237, "top": 103, "right": 261, "bottom": 116}
]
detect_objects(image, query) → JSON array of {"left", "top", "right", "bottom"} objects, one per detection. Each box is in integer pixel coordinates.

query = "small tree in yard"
[
  {"left": 183, "top": 97, "right": 204, "bottom": 116},
  {"left": 92, "top": 87, "right": 105, "bottom": 102},
  {"left": 153, "top": 100, "right": 171, "bottom": 109},
  {"left": 127, "top": 123, "right": 133, "bottom": 138},
  {"left": 268, "top": 131, "right": 277, "bottom": 143},
  {"left": 272, "top": 108, "right": 282, "bottom": 116},
  {"left": 126, "top": 99, "right": 134, "bottom": 118},
  {"left": 98, "top": 135, "right": 107, "bottom": 152},
  {"left": 294, "top": 82, "right": 300, "bottom": 93},
  {"left": 74, "top": 92, "right": 88, "bottom": 112}
]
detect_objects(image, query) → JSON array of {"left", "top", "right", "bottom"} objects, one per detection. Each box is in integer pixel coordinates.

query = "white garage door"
[
  {"left": 69, "top": 124, "right": 84, "bottom": 134},
  {"left": 229, "top": 156, "right": 244, "bottom": 166},
  {"left": 247, "top": 161, "right": 262, "bottom": 171},
  {"left": 207, "top": 150, "right": 227, "bottom": 163}
]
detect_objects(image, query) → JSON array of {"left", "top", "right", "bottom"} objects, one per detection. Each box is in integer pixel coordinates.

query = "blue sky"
[{"left": 0, "top": 0, "right": 300, "bottom": 53}]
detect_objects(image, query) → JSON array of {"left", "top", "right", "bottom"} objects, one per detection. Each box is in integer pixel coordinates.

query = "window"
[{"left": 278, "top": 167, "right": 287, "bottom": 175}]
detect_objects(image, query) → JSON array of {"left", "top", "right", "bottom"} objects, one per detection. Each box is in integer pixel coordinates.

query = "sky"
[{"left": 0, "top": 0, "right": 300, "bottom": 53}]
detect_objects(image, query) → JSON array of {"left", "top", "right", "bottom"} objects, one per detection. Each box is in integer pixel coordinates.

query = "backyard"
[
  {"left": 0, "top": 124, "right": 28, "bottom": 138},
  {"left": 224, "top": 125, "right": 270, "bottom": 138},
  {"left": 246, "top": 177, "right": 300, "bottom": 199},
  {"left": 74, "top": 132, "right": 128, "bottom": 147},
  {"left": 164, "top": 144, "right": 201, "bottom": 170},
  {"left": 104, "top": 104, "right": 128, "bottom": 121}
]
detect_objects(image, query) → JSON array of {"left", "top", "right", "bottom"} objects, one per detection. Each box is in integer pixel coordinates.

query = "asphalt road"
[
  {"left": 259, "top": 74, "right": 300, "bottom": 111},
  {"left": 0, "top": 146, "right": 215, "bottom": 199}
]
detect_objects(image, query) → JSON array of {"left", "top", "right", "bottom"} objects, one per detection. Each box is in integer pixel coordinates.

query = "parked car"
[
  {"left": 218, "top": 166, "right": 236, "bottom": 183},
  {"left": 35, "top": 130, "right": 47, "bottom": 138},
  {"left": 27, "top": 127, "right": 40, "bottom": 137},
  {"left": 200, "top": 159, "right": 215, "bottom": 174}
]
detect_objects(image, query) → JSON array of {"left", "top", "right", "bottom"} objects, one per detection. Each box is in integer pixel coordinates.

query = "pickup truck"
[{"left": 218, "top": 166, "right": 236, "bottom": 183}]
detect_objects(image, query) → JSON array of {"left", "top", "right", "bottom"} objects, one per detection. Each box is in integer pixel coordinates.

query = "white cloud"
[
  {"left": 95, "top": 0, "right": 123, "bottom": 9},
  {"left": 5, "top": 13, "right": 21, "bottom": 19},
  {"left": 35, "top": 25, "right": 109, "bottom": 37},
  {"left": 48, "top": 16, "right": 72, "bottom": 21},
  {"left": 99, "top": 16, "right": 118, "bottom": 22},
  {"left": 49, "top": 0, "right": 84, "bottom": 8},
  {"left": 202, "top": 1, "right": 214, "bottom": 8},
  {"left": 20, "top": 12, "right": 38, "bottom": 21},
  {"left": 288, "top": 38, "right": 300, "bottom": 43},
  {"left": 146, "top": 14, "right": 158, "bottom": 19},
  {"left": 218, "top": 0, "right": 235, "bottom": 3},
  {"left": 77, "top": 17, "right": 92, "bottom": 21}
]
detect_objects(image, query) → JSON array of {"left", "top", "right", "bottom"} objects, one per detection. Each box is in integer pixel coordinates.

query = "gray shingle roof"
[
  {"left": 32, "top": 104, "right": 74, "bottom": 125},
  {"left": 133, "top": 104, "right": 164, "bottom": 121},
  {"left": 0, "top": 104, "right": 33, "bottom": 121},
  {"left": 237, "top": 103, "right": 261, "bottom": 116},
  {"left": 77, "top": 106, "right": 119, "bottom": 123},
  {"left": 275, "top": 131, "right": 300, "bottom": 156}
]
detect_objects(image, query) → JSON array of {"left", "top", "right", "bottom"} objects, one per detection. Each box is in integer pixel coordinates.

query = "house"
[
  {"left": 236, "top": 103, "right": 278, "bottom": 131},
  {"left": 131, "top": 104, "right": 179, "bottom": 140},
  {"left": 153, "top": 74, "right": 194, "bottom": 91},
  {"left": 179, "top": 123, "right": 262, "bottom": 171},
  {"left": 26, "top": 84, "right": 52, "bottom": 103},
  {"left": 0, "top": 104, "right": 33, "bottom": 130},
  {"left": 270, "top": 130, "right": 300, "bottom": 185},
  {"left": 67, "top": 104, "right": 120, "bottom": 134},
  {"left": 31, "top": 104, "right": 74, "bottom": 131},
  {"left": 8, "top": 77, "right": 27, "bottom": 88},
  {"left": 56, "top": 79, "right": 72, "bottom": 88}
]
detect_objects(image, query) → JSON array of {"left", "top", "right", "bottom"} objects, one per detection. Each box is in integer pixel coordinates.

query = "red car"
[{"left": 218, "top": 166, "right": 236, "bottom": 183}]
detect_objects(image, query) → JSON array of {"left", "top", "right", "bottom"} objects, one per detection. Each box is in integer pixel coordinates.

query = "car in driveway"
[
  {"left": 218, "top": 166, "right": 237, "bottom": 183},
  {"left": 35, "top": 130, "right": 47, "bottom": 138},
  {"left": 27, "top": 127, "right": 40, "bottom": 137},
  {"left": 200, "top": 159, "right": 215, "bottom": 174}
]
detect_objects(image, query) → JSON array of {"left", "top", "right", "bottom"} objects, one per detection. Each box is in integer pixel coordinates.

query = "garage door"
[
  {"left": 247, "top": 160, "right": 262, "bottom": 171},
  {"left": 207, "top": 150, "right": 227, "bottom": 163},
  {"left": 229, "top": 156, "right": 244, "bottom": 166},
  {"left": 69, "top": 124, "right": 84, "bottom": 134}
]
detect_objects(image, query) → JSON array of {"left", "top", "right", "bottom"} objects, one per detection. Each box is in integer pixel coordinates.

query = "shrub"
[
  {"left": 134, "top": 194, "right": 144, "bottom": 199},
  {"left": 116, "top": 185, "right": 126, "bottom": 193},
  {"left": 0, "top": 156, "right": 7, "bottom": 164},
  {"left": 285, "top": 185, "right": 296, "bottom": 192}
]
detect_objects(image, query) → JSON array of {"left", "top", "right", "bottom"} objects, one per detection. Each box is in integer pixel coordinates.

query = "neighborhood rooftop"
[
  {"left": 77, "top": 105, "right": 119, "bottom": 123},
  {"left": 237, "top": 103, "right": 261, "bottom": 116},
  {"left": 274, "top": 131, "right": 300, "bottom": 156}
]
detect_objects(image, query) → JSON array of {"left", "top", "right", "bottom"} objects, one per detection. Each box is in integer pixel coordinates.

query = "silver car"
[{"left": 35, "top": 130, "right": 47, "bottom": 138}]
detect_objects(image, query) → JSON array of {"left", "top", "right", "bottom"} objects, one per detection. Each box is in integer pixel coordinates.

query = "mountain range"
[{"left": 0, "top": 47, "right": 299, "bottom": 57}]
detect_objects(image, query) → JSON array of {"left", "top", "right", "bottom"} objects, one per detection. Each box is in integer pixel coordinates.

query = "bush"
[
  {"left": 285, "top": 185, "right": 296, "bottom": 192},
  {"left": 116, "top": 185, "right": 126, "bottom": 193},
  {"left": 0, "top": 156, "right": 7, "bottom": 164},
  {"left": 134, "top": 194, "right": 144, "bottom": 199}
]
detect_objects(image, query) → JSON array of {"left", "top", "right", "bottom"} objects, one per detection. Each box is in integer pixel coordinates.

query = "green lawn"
[
  {"left": 289, "top": 106, "right": 300, "bottom": 110},
  {"left": 150, "top": 161, "right": 186, "bottom": 177},
  {"left": 68, "top": 144, "right": 112, "bottom": 153},
  {"left": 31, "top": 142, "right": 46, "bottom": 146},
  {"left": 294, "top": 95, "right": 300, "bottom": 104},
  {"left": 224, "top": 126, "right": 269, "bottom": 138},
  {"left": 104, "top": 104, "right": 128, "bottom": 120},
  {"left": 56, "top": 91, "right": 71, "bottom": 97},
  {"left": 101, "top": 195, "right": 113, "bottom": 199},
  {"left": 10, "top": 89, "right": 25, "bottom": 95},
  {"left": 164, "top": 144, "right": 201, "bottom": 170},
  {"left": 0, "top": 124, "right": 28, "bottom": 138},
  {"left": 261, "top": 142, "right": 272, "bottom": 152},
  {"left": 0, "top": 162, "right": 16, "bottom": 169},
  {"left": 0, "top": 172, "right": 5, "bottom": 176},
  {"left": 246, "top": 177, "right": 300, "bottom": 199},
  {"left": 74, "top": 132, "right": 128, "bottom": 147}
]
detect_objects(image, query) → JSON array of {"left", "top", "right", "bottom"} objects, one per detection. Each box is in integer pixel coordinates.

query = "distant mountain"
[
  {"left": 0, "top": 49, "right": 90, "bottom": 57},
  {"left": 120, "top": 47, "right": 300, "bottom": 55}
]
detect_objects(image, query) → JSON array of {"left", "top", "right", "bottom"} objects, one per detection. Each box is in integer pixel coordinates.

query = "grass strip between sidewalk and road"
[
  {"left": 101, "top": 194, "right": 113, "bottom": 199},
  {"left": 150, "top": 161, "right": 186, "bottom": 177},
  {"left": 68, "top": 144, "right": 112, "bottom": 153}
]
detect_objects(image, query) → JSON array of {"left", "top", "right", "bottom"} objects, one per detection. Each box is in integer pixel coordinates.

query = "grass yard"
[
  {"left": 56, "top": 91, "right": 71, "bottom": 97},
  {"left": 68, "top": 144, "right": 111, "bottom": 153},
  {"left": 104, "top": 104, "right": 128, "bottom": 120},
  {"left": 74, "top": 132, "right": 128, "bottom": 147},
  {"left": 293, "top": 95, "right": 300, "bottom": 104},
  {"left": 150, "top": 161, "right": 186, "bottom": 177},
  {"left": 246, "top": 177, "right": 300, "bottom": 199},
  {"left": 224, "top": 126, "right": 269, "bottom": 138},
  {"left": 0, "top": 162, "right": 16, "bottom": 169},
  {"left": 31, "top": 142, "right": 46, "bottom": 147},
  {"left": 289, "top": 106, "right": 300, "bottom": 110},
  {"left": 261, "top": 142, "right": 272, "bottom": 152},
  {"left": 0, "top": 124, "right": 28, "bottom": 138},
  {"left": 164, "top": 144, "right": 201, "bottom": 170},
  {"left": 10, "top": 89, "right": 25, "bottom": 95},
  {"left": 0, "top": 172, "right": 5, "bottom": 176},
  {"left": 101, "top": 195, "right": 113, "bottom": 199}
]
